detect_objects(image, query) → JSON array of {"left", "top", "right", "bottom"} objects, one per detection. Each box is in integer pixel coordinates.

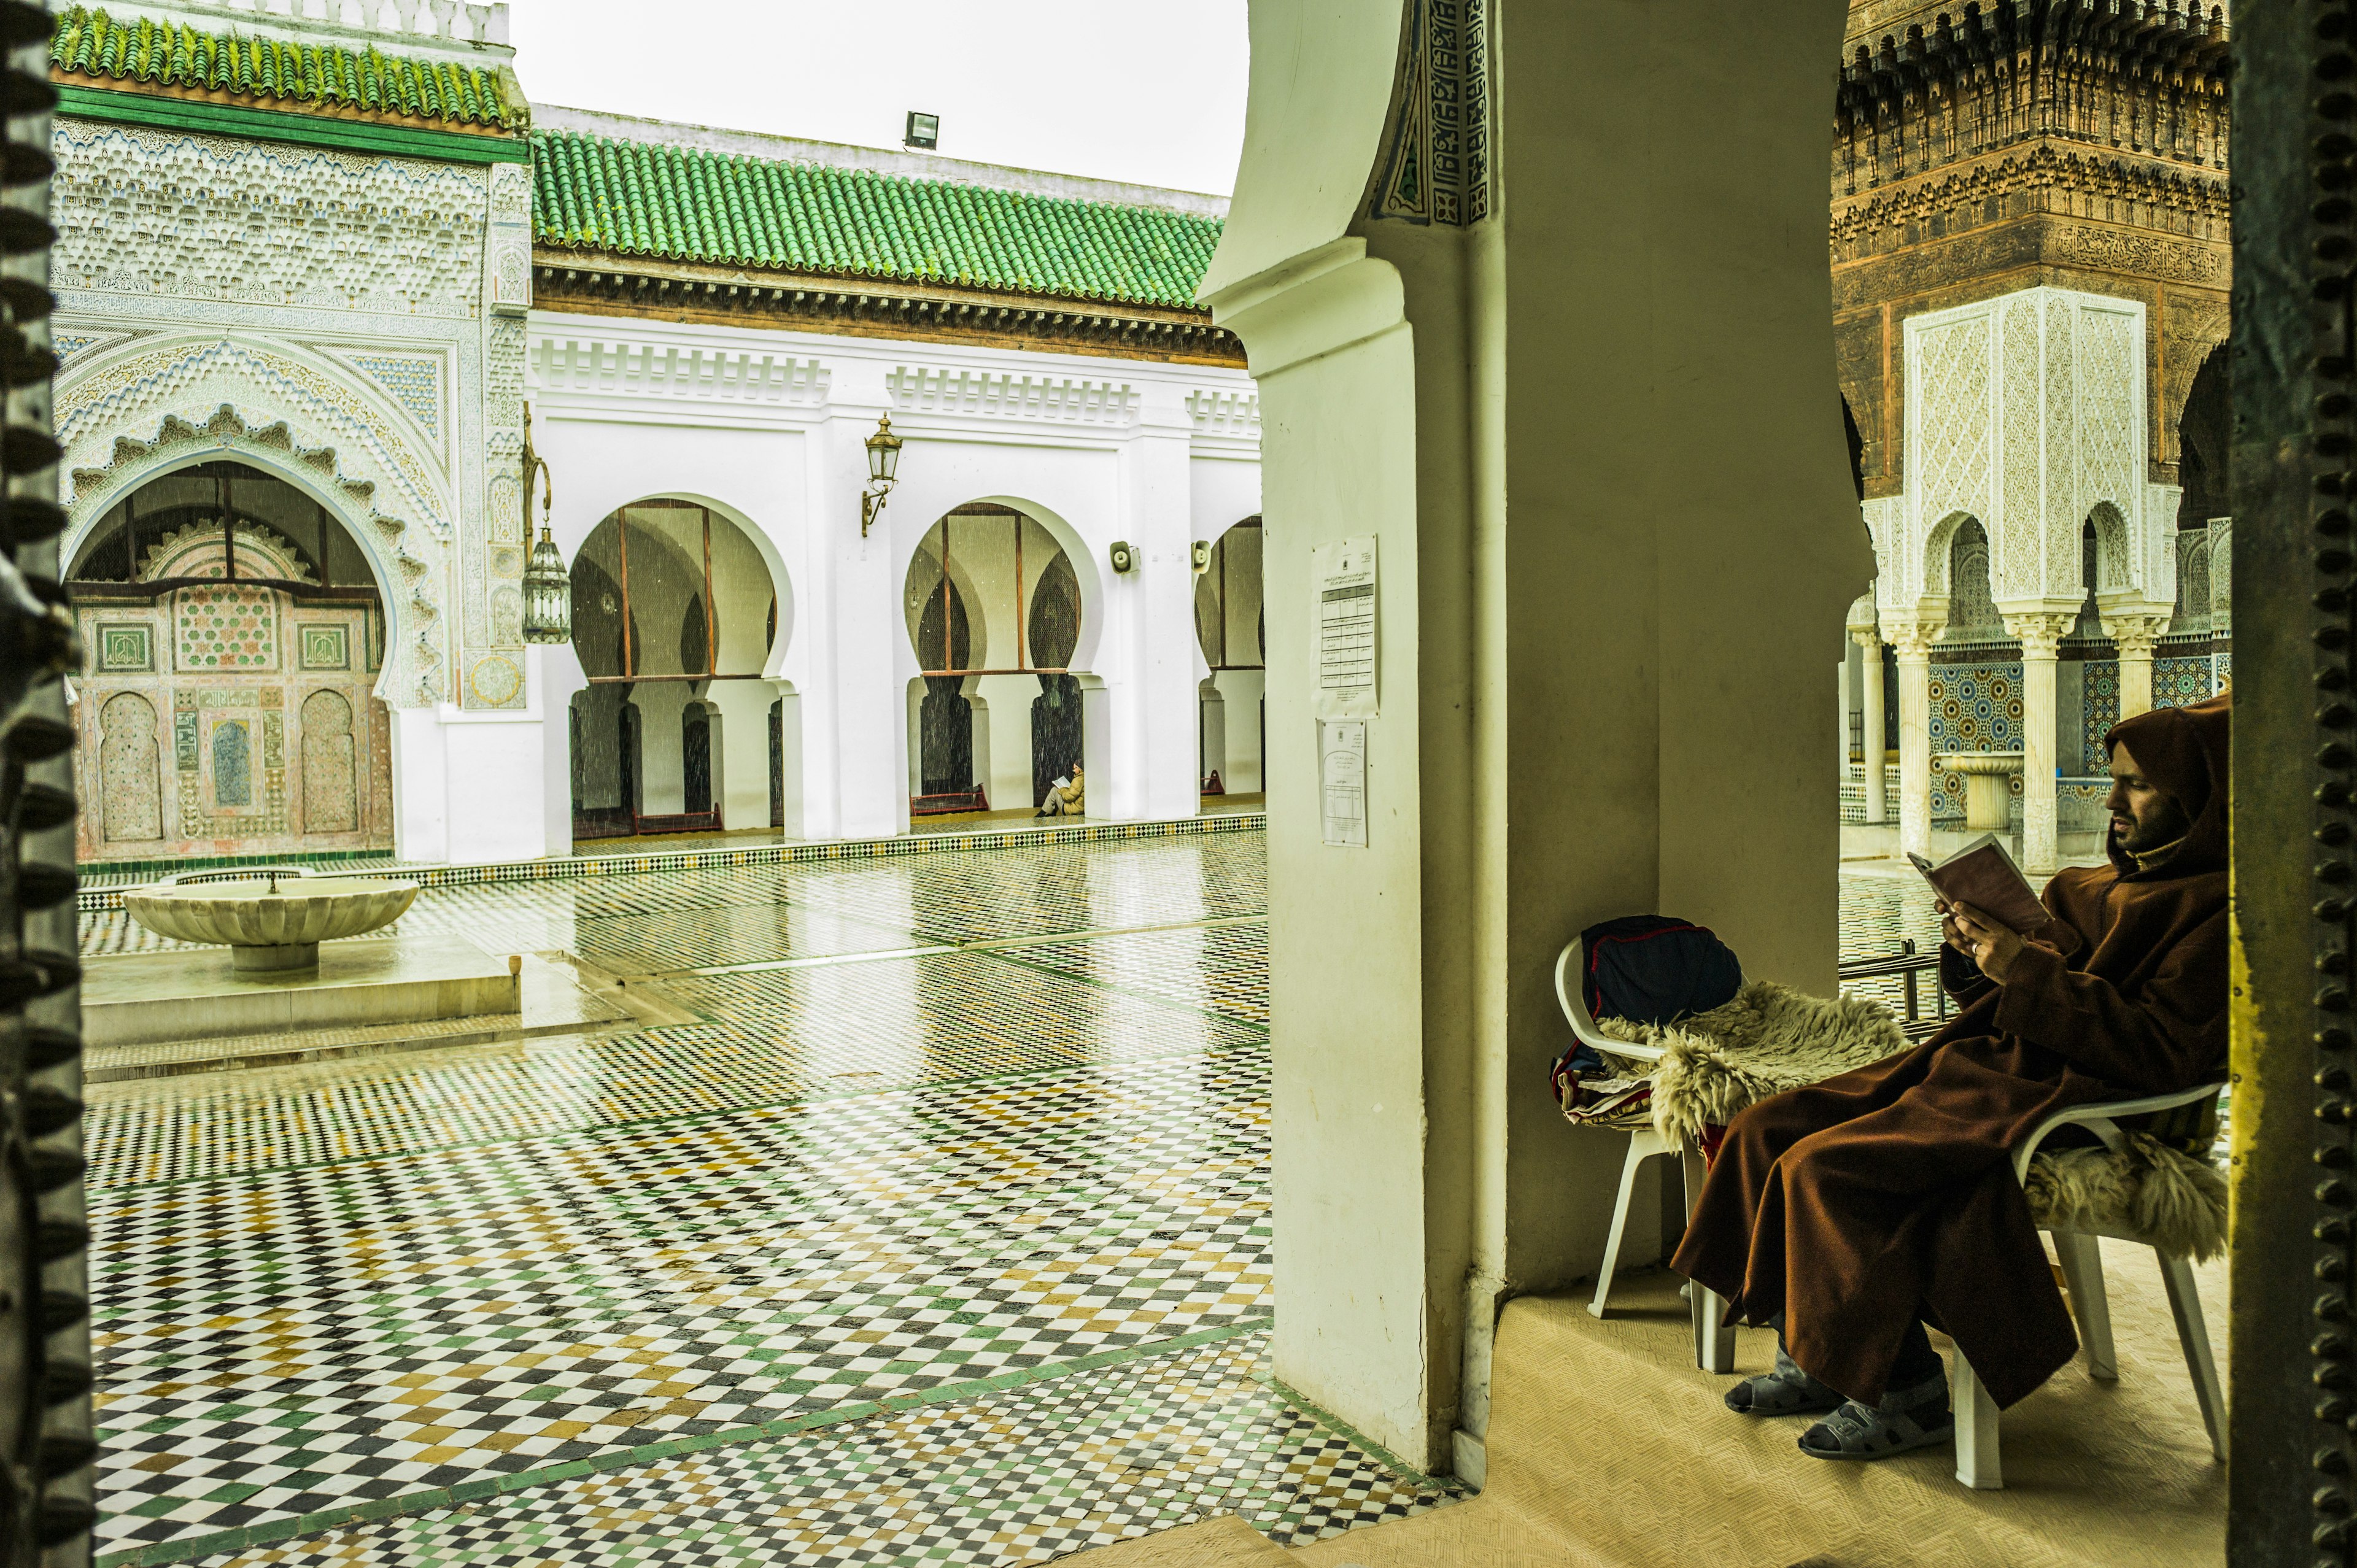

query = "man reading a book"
[{"left": 1671, "top": 695, "right": 2229, "bottom": 1462}]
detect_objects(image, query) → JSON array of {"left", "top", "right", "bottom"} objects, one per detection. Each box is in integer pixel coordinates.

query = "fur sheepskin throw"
[
  {"left": 2021, "top": 1132, "right": 2229, "bottom": 1262},
  {"left": 1586, "top": 979, "right": 2227, "bottom": 1261},
  {"left": 1589, "top": 980, "right": 1905, "bottom": 1146}
]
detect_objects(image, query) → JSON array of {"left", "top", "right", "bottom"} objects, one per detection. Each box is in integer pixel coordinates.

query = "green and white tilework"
[{"left": 87, "top": 832, "right": 1937, "bottom": 1567}]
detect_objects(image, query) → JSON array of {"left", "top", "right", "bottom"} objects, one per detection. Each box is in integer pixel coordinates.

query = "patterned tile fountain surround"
[
  {"left": 1925, "top": 647, "right": 2022, "bottom": 822},
  {"left": 81, "top": 830, "right": 1943, "bottom": 1568}
]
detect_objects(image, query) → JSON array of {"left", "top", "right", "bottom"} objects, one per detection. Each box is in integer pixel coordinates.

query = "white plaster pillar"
[
  {"left": 770, "top": 685, "right": 804, "bottom": 836},
  {"left": 816, "top": 385, "right": 907, "bottom": 841},
  {"left": 2103, "top": 614, "right": 2164, "bottom": 720},
  {"left": 1836, "top": 655, "right": 1851, "bottom": 773},
  {"left": 1217, "top": 669, "right": 1266, "bottom": 792},
  {"left": 1888, "top": 624, "right": 1940, "bottom": 857},
  {"left": 531, "top": 643, "right": 587, "bottom": 858},
  {"left": 1116, "top": 387, "right": 1206, "bottom": 822},
  {"left": 389, "top": 705, "right": 450, "bottom": 863},
  {"left": 388, "top": 692, "right": 563, "bottom": 863},
  {"left": 1200, "top": 678, "right": 1226, "bottom": 790},
  {"left": 964, "top": 678, "right": 993, "bottom": 808},
  {"left": 705, "top": 678, "right": 778, "bottom": 832},
  {"left": 1853, "top": 629, "right": 1887, "bottom": 824},
  {"left": 2005, "top": 612, "right": 2072, "bottom": 874},
  {"left": 631, "top": 684, "right": 691, "bottom": 814},
  {"left": 1202, "top": 0, "right": 1870, "bottom": 1474}
]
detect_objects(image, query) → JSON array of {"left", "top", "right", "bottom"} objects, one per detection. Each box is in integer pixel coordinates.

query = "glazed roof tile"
[
  {"left": 50, "top": 6, "right": 519, "bottom": 131},
  {"left": 532, "top": 128, "right": 1223, "bottom": 309}
]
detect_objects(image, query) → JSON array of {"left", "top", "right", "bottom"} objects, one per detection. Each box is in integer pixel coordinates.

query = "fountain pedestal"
[
  {"left": 90, "top": 870, "right": 522, "bottom": 1048},
  {"left": 83, "top": 937, "right": 523, "bottom": 1047}
]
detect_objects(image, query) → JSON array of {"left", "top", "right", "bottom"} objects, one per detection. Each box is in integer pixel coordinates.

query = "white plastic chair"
[
  {"left": 1951, "top": 1081, "right": 2229, "bottom": 1489},
  {"left": 1554, "top": 938, "right": 1736, "bottom": 1372}
]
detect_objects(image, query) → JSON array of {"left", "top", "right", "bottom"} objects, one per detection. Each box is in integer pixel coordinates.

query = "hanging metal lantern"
[
  {"left": 517, "top": 401, "right": 571, "bottom": 645},
  {"left": 522, "top": 524, "right": 571, "bottom": 644}
]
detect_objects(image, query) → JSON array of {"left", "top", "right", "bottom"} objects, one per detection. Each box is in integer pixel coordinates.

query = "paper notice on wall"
[
  {"left": 1313, "top": 536, "right": 1377, "bottom": 717},
  {"left": 1320, "top": 719, "right": 1368, "bottom": 848}
]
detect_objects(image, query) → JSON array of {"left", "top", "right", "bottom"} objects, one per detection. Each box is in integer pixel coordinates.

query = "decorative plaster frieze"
[
  {"left": 59, "top": 336, "right": 451, "bottom": 539},
  {"left": 1185, "top": 389, "right": 1261, "bottom": 441},
  {"left": 530, "top": 336, "right": 831, "bottom": 405},
  {"left": 886, "top": 366, "right": 1138, "bottom": 426},
  {"left": 337, "top": 351, "right": 444, "bottom": 442},
  {"left": 52, "top": 122, "right": 487, "bottom": 316},
  {"left": 60, "top": 403, "right": 444, "bottom": 706}
]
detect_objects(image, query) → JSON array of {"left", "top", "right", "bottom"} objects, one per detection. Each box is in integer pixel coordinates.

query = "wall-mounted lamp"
[
  {"left": 519, "top": 402, "right": 573, "bottom": 645},
  {"left": 1109, "top": 540, "right": 1136, "bottom": 574},
  {"left": 905, "top": 111, "right": 940, "bottom": 150},
  {"left": 1190, "top": 539, "right": 1212, "bottom": 574},
  {"left": 861, "top": 412, "right": 904, "bottom": 538}
]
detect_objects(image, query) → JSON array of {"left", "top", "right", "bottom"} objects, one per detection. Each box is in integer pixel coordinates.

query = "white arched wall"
[
  {"left": 1204, "top": 0, "right": 1866, "bottom": 1477},
  {"left": 1192, "top": 457, "right": 1267, "bottom": 802},
  {"left": 530, "top": 409, "right": 807, "bottom": 841},
  {"left": 1193, "top": 515, "right": 1267, "bottom": 795},
  {"left": 530, "top": 311, "right": 1261, "bottom": 841},
  {"left": 872, "top": 419, "right": 1201, "bottom": 830}
]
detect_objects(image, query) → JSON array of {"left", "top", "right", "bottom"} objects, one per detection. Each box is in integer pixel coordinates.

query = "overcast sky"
[{"left": 506, "top": 1, "right": 1252, "bottom": 197}]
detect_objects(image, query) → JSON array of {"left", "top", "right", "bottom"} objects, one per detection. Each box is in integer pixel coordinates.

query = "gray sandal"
[
  {"left": 1797, "top": 1369, "right": 1954, "bottom": 1460},
  {"left": 1725, "top": 1341, "right": 1844, "bottom": 1416}
]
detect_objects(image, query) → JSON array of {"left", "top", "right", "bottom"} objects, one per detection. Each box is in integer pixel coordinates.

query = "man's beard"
[{"left": 2113, "top": 803, "right": 2191, "bottom": 854}]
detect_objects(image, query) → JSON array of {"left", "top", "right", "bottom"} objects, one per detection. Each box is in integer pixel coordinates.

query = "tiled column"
[
  {"left": 1853, "top": 628, "right": 1887, "bottom": 824},
  {"left": 1888, "top": 623, "right": 1940, "bottom": 858},
  {"left": 2005, "top": 612, "right": 2073, "bottom": 875},
  {"left": 2103, "top": 613, "right": 2167, "bottom": 719}
]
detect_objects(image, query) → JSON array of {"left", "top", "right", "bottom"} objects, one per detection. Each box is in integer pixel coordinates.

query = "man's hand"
[{"left": 1941, "top": 900, "right": 2026, "bottom": 983}]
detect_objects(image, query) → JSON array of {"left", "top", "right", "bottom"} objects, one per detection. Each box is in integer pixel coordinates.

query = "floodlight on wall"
[
  {"left": 861, "top": 412, "right": 904, "bottom": 537},
  {"left": 519, "top": 401, "right": 573, "bottom": 644},
  {"left": 1109, "top": 541, "right": 1137, "bottom": 574},
  {"left": 905, "top": 111, "right": 939, "bottom": 149}
]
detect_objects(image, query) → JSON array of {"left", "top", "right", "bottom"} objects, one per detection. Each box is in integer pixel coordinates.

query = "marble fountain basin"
[{"left": 124, "top": 872, "right": 419, "bottom": 973}]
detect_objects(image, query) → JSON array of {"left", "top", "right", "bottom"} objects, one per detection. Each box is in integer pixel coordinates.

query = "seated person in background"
[
  {"left": 1671, "top": 694, "right": 2229, "bottom": 1461},
  {"left": 1035, "top": 761, "right": 1085, "bottom": 819}
]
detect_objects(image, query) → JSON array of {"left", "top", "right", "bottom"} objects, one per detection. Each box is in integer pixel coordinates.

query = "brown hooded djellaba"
[{"left": 1671, "top": 694, "right": 2230, "bottom": 1409}]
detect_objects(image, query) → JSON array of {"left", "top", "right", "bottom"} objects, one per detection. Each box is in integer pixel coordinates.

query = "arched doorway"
[
  {"left": 902, "top": 503, "right": 1086, "bottom": 816},
  {"left": 2172, "top": 342, "right": 2231, "bottom": 697},
  {"left": 1195, "top": 516, "right": 1264, "bottom": 798},
  {"left": 64, "top": 460, "right": 393, "bottom": 863},
  {"left": 568, "top": 499, "right": 777, "bottom": 839}
]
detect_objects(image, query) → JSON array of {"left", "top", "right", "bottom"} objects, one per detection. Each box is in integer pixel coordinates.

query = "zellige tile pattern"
[{"left": 83, "top": 831, "right": 1918, "bottom": 1567}]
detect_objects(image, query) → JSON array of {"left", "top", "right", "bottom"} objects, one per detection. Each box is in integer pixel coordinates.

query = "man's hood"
[{"left": 2102, "top": 694, "right": 2229, "bottom": 878}]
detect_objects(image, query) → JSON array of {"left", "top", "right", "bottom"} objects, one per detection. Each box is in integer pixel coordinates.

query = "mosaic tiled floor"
[{"left": 82, "top": 838, "right": 1939, "bottom": 1567}]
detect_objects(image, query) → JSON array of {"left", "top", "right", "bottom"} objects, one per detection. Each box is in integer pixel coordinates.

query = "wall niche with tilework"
[{"left": 68, "top": 460, "right": 394, "bottom": 861}]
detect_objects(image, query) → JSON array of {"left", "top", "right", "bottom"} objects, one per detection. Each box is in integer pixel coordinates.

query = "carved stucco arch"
[
  {"left": 1918, "top": 509, "right": 1980, "bottom": 608},
  {"left": 58, "top": 334, "right": 455, "bottom": 706}
]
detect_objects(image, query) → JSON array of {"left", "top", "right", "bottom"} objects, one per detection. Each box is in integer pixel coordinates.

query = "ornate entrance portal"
[{"left": 66, "top": 461, "right": 392, "bottom": 863}]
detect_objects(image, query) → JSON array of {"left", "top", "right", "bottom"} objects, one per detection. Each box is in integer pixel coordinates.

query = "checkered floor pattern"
[
  {"left": 188, "top": 1332, "right": 1455, "bottom": 1568},
  {"left": 83, "top": 835, "right": 1918, "bottom": 1566}
]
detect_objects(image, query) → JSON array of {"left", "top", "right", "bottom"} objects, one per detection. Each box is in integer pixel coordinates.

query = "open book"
[{"left": 1906, "top": 832, "right": 2053, "bottom": 933}]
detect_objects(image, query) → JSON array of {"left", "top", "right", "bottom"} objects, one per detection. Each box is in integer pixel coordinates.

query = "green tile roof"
[
  {"left": 532, "top": 129, "right": 1223, "bottom": 310},
  {"left": 49, "top": 6, "right": 519, "bottom": 131}
]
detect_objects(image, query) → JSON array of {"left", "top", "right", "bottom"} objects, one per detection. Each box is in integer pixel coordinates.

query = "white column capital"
[
  {"left": 1849, "top": 625, "right": 1884, "bottom": 652},
  {"left": 1886, "top": 619, "right": 1945, "bottom": 660},
  {"left": 2002, "top": 611, "right": 2075, "bottom": 660},
  {"left": 2100, "top": 611, "right": 2171, "bottom": 659}
]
